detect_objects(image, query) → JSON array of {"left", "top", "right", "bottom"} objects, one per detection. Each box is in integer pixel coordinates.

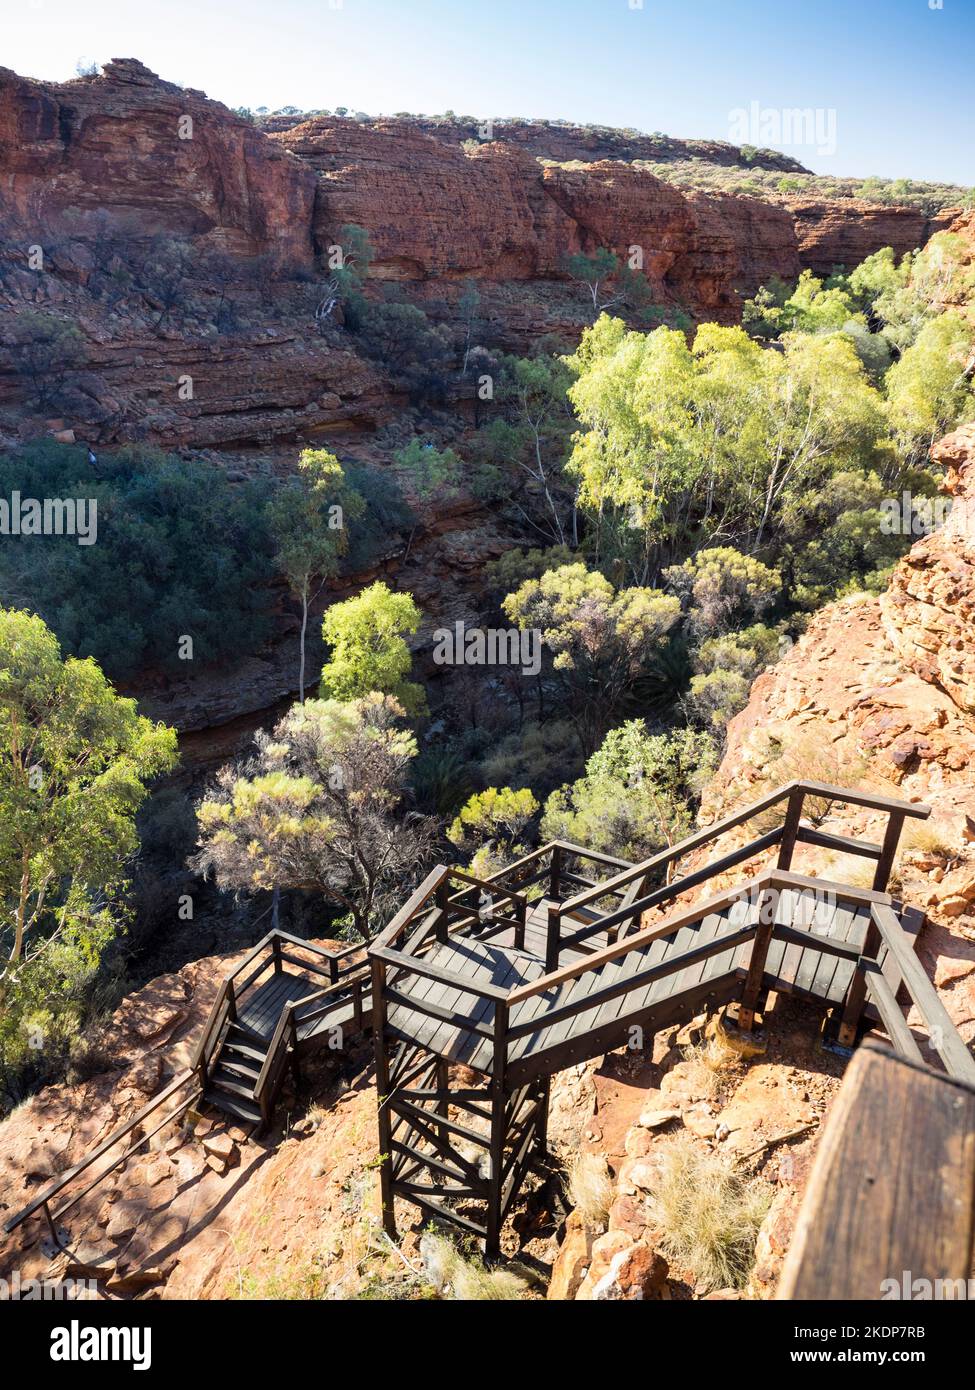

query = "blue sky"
[{"left": 5, "top": 0, "right": 972, "bottom": 184}]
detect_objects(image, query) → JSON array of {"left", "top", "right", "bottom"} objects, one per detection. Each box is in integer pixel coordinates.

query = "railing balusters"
[
  {"left": 777, "top": 785, "right": 805, "bottom": 870},
  {"left": 872, "top": 810, "right": 906, "bottom": 893}
]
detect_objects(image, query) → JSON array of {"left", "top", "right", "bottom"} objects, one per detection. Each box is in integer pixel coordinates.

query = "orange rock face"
[
  {"left": 780, "top": 197, "right": 953, "bottom": 277},
  {"left": 0, "top": 59, "right": 316, "bottom": 263},
  {"left": 882, "top": 423, "right": 975, "bottom": 715}
]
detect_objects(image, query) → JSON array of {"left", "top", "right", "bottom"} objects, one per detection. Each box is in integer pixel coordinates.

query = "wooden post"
[
  {"left": 837, "top": 915, "right": 882, "bottom": 1047},
  {"left": 738, "top": 884, "right": 776, "bottom": 1031},
  {"left": 272, "top": 935, "right": 282, "bottom": 974},
  {"left": 534, "top": 1077, "right": 551, "bottom": 1159},
  {"left": 545, "top": 903, "right": 561, "bottom": 973},
  {"left": 485, "top": 999, "right": 509, "bottom": 1257},
  {"left": 549, "top": 844, "right": 562, "bottom": 901},
  {"left": 777, "top": 786, "right": 805, "bottom": 870},
  {"left": 227, "top": 981, "right": 237, "bottom": 1025},
  {"left": 872, "top": 810, "right": 906, "bottom": 893},
  {"left": 289, "top": 1009, "right": 301, "bottom": 1089},
  {"left": 435, "top": 1058, "right": 449, "bottom": 1146},
  {"left": 514, "top": 896, "right": 527, "bottom": 952},
  {"left": 434, "top": 876, "right": 449, "bottom": 945},
  {"left": 370, "top": 956, "right": 397, "bottom": 1240}
]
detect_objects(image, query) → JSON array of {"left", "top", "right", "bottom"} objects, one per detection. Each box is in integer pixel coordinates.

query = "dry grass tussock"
[{"left": 647, "top": 1131, "right": 772, "bottom": 1290}]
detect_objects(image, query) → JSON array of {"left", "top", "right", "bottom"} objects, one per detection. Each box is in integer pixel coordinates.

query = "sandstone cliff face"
[
  {"left": 0, "top": 59, "right": 316, "bottom": 263},
  {"left": 780, "top": 197, "right": 953, "bottom": 277},
  {"left": 0, "top": 57, "right": 955, "bottom": 450},
  {"left": 278, "top": 115, "right": 933, "bottom": 321}
]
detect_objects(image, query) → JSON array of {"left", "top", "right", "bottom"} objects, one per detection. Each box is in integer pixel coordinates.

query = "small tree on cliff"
[
  {"left": 319, "top": 581, "right": 426, "bottom": 714},
  {"left": 315, "top": 223, "right": 374, "bottom": 328},
  {"left": 10, "top": 312, "right": 87, "bottom": 410},
  {"left": 269, "top": 450, "right": 363, "bottom": 703},
  {"left": 563, "top": 248, "right": 656, "bottom": 318},
  {"left": 193, "top": 693, "right": 433, "bottom": 939}
]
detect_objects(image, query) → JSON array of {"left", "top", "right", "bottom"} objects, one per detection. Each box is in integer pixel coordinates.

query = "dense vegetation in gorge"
[{"left": 1, "top": 217, "right": 973, "bottom": 1105}]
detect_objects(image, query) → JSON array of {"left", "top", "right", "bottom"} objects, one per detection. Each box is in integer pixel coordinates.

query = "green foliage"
[
  {"left": 318, "top": 224, "right": 374, "bottom": 329},
  {"left": 356, "top": 292, "right": 452, "bottom": 400},
  {"left": 477, "top": 718, "right": 580, "bottom": 798},
  {"left": 9, "top": 312, "right": 87, "bottom": 409},
  {"left": 339, "top": 463, "right": 415, "bottom": 572},
  {"left": 320, "top": 581, "right": 426, "bottom": 714},
  {"left": 482, "top": 545, "right": 576, "bottom": 607},
  {"left": 563, "top": 248, "right": 658, "bottom": 318},
  {"left": 269, "top": 449, "right": 364, "bottom": 700},
  {"left": 445, "top": 783, "right": 536, "bottom": 856},
  {"left": 663, "top": 547, "right": 782, "bottom": 636},
  {"left": 780, "top": 469, "right": 918, "bottom": 608},
  {"left": 0, "top": 609, "right": 177, "bottom": 1097},
  {"left": 0, "top": 443, "right": 275, "bottom": 680},
  {"left": 409, "top": 747, "right": 474, "bottom": 817},
  {"left": 470, "top": 354, "right": 577, "bottom": 544},
  {"left": 541, "top": 722, "right": 716, "bottom": 861},
  {"left": 394, "top": 438, "right": 462, "bottom": 500},
  {"left": 743, "top": 269, "right": 860, "bottom": 338},
  {"left": 502, "top": 562, "right": 680, "bottom": 754},
  {"left": 565, "top": 316, "right": 889, "bottom": 579},
  {"left": 885, "top": 313, "right": 975, "bottom": 462},
  {"left": 194, "top": 693, "right": 430, "bottom": 938},
  {"left": 686, "top": 623, "right": 783, "bottom": 732}
]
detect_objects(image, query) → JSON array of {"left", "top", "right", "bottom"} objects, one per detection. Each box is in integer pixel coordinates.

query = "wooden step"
[
  {"left": 210, "top": 1067, "right": 258, "bottom": 1101},
  {"left": 222, "top": 1028, "right": 267, "bottom": 1063},
  {"left": 218, "top": 1051, "right": 262, "bottom": 1083},
  {"left": 203, "top": 1088, "right": 261, "bottom": 1126}
]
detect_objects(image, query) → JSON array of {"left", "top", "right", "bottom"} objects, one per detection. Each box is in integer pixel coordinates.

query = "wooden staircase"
[
  {"left": 203, "top": 1022, "right": 269, "bottom": 1128},
  {"left": 369, "top": 780, "right": 975, "bottom": 1254}
]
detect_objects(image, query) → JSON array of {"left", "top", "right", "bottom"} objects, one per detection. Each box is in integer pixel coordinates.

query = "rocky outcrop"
[
  {"left": 882, "top": 423, "right": 975, "bottom": 714},
  {"left": 780, "top": 197, "right": 953, "bottom": 276},
  {"left": 0, "top": 58, "right": 957, "bottom": 451},
  {"left": 280, "top": 115, "right": 930, "bottom": 320},
  {"left": 0, "top": 59, "right": 316, "bottom": 263},
  {"left": 264, "top": 113, "right": 812, "bottom": 173}
]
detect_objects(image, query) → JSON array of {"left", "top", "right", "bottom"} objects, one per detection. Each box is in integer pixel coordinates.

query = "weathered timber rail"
[
  {"left": 369, "top": 780, "right": 975, "bottom": 1252},
  {"left": 779, "top": 1042, "right": 975, "bottom": 1299}
]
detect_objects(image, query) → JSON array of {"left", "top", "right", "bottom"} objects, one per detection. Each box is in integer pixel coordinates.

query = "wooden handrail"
[
  {"left": 370, "top": 866, "right": 450, "bottom": 952},
  {"left": 3, "top": 1069, "right": 198, "bottom": 1235},
  {"left": 507, "top": 871, "right": 774, "bottom": 1005},
  {"left": 445, "top": 866, "right": 528, "bottom": 910},
  {"left": 190, "top": 976, "right": 234, "bottom": 1071},
  {"left": 255, "top": 1001, "right": 296, "bottom": 1103},
  {"left": 559, "top": 781, "right": 928, "bottom": 918},
  {"left": 869, "top": 904, "right": 975, "bottom": 1084},
  {"left": 769, "top": 868, "right": 891, "bottom": 908}
]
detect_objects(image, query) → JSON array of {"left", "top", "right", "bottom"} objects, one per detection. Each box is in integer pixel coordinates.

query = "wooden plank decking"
[{"left": 379, "top": 889, "right": 928, "bottom": 1088}]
